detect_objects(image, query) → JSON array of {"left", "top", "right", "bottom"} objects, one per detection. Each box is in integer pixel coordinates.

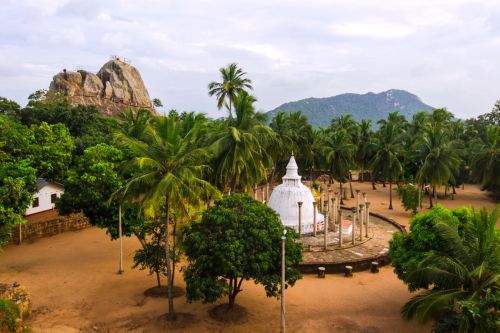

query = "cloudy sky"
[{"left": 1, "top": 0, "right": 499, "bottom": 119}]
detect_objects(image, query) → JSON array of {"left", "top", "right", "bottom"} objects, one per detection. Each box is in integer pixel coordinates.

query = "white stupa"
[{"left": 268, "top": 155, "right": 325, "bottom": 235}]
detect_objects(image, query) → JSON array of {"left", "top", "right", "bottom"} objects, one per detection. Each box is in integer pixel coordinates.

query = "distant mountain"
[{"left": 267, "top": 89, "right": 434, "bottom": 128}]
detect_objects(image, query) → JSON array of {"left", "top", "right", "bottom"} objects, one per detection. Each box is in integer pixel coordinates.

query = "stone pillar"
[
  {"left": 359, "top": 204, "right": 364, "bottom": 241},
  {"left": 261, "top": 186, "right": 266, "bottom": 203},
  {"left": 365, "top": 202, "right": 371, "bottom": 238},
  {"left": 352, "top": 207, "right": 356, "bottom": 245},
  {"left": 339, "top": 210, "right": 343, "bottom": 248},
  {"left": 362, "top": 192, "right": 367, "bottom": 225},
  {"left": 323, "top": 213, "right": 328, "bottom": 250},
  {"left": 298, "top": 201, "right": 303, "bottom": 237},
  {"left": 356, "top": 189, "right": 360, "bottom": 223},
  {"left": 253, "top": 185, "right": 258, "bottom": 200},
  {"left": 313, "top": 201, "right": 317, "bottom": 237},
  {"left": 332, "top": 197, "right": 337, "bottom": 227}
]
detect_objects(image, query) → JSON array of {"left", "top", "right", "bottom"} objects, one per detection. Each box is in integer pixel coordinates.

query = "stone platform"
[{"left": 298, "top": 208, "right": 405, "bottom": 273}]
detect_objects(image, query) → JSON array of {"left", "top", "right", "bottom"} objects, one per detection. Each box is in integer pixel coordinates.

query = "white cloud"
[
  {"left": 329, "top": 21, "right": 415, "bottom": 39},
  {"left": 0, "top": 0, "right": 499, "bottom": 118}
]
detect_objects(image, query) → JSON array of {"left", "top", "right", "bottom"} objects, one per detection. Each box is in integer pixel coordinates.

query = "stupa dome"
[{"left": 268, "top": 155, "right": 324, "bottom": 234}]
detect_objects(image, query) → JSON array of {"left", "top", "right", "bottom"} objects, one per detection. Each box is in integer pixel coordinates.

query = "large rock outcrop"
[{"left": 49, "top": 59, "right": 156, "bottom": 117}]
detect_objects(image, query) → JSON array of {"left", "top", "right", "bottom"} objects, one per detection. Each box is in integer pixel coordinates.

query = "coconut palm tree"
[
  {"left": 402, "top": 208, "right": 499, "bottom": 331},
  {"left": 116, "top": 117, "right": 219, "bottom": 319},
  {"left": 470, "top": 125, "right": 500, "bottom": 199},
  {"left": 118, "top": 107, "right": 153, "bottom": 139},
  {"left": 208, "top": 63, "right": 253, "bottom": 120},
  {"left": 330, "top": 115, "right": 359, "bottom": 197},
  {"left": 322, "top": 129, "right": 355, "bottom": 204},
  {"left": 356, "top": 119, "right": 375, "bottom": 183},
  {"left": 370, "top": 122, "right": 403, "bottom": 209},
  {"left": 210, "top": 92, "right": 274, "bottom": 193},
  {"left": 415, "top": 124, "right": 462, "bottom": 208}
]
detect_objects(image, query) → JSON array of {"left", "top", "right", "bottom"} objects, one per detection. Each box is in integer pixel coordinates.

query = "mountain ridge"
[{"left": 267, "top": 89, "right": 434, "bottom": 127}]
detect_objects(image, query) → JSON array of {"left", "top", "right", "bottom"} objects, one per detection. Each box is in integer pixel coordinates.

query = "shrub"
[{"left": 0, "top": 299, "right": 19, "bottom": 332}]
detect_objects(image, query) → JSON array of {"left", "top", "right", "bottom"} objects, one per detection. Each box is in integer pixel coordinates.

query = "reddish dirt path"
[{"left": 0, "top": 183, "right": 495, "bottom": 332}]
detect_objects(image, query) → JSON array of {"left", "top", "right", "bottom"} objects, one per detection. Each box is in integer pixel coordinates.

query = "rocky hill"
[
  {"left": 48, "top": 58, "right": 156, "bottom": 117},
  {"left": 267, "top": 89, "right": 434, "bottom": 127}
]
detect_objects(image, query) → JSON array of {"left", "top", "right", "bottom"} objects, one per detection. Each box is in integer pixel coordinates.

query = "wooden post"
[
  {"left": 298, "top": 201, "right": 303, "bottom": 237},
  {"left": 18, "top": 223, "right": 22, "bottom": 245},
  {"left": 261, "top": 186, "right": 266, "bottom": 203},
  {"left": 266, "top": 183, "right": 270, "bottom": 203},
  {"left": 253, "top": 185, "right": 258, "bottom": 200},
  {"left": 365, "top": 202, "right": 371, "bottom": 238},
  {"left": 313, "top": 201, "right": 317, "bottom": 237},
  {"left": 339, "top": 210, "right": 343, "bottom": 248},
  {"left": 352, "top": 207, "right": 356, "bottom": 245},
  {"left": 323, "top": 214, "right": 328, "bottom": 250}
]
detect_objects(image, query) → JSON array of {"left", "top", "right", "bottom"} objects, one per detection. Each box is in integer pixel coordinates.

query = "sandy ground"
[{"left": 0, "top": 183, "right": 496, "bottom": 333}]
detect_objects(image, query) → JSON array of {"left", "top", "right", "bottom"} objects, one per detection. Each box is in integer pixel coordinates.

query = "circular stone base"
[{"left": 298, "top": 208, "right": 404, "bottom": 272}]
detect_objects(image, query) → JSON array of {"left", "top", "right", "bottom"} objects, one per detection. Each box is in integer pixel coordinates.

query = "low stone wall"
[{"left": 11, "top": 212, "right": 91, "bottom": 244}]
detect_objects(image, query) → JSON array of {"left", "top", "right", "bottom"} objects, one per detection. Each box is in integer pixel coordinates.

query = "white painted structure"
[
  {"left": 25, "top": 179, "right": 64, "bottom": 215},
  {"left": 268, "top": 155, "right": 324, "bottom": 235}
]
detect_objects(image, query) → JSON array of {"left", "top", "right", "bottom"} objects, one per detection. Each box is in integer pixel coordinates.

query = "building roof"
[{"left": 35, "top": 178, "right": 64, "bottom": 191}]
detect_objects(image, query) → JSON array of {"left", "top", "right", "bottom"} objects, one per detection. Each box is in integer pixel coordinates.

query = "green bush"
[
  {"left": 397, "top": 184, "right": 423, "bottom": 215},
  {"left": 0, "top": 298, "right": 19, "bottom": 332},
  {"left": 389, "top": 206, "right": 470, "bottom": 291}
]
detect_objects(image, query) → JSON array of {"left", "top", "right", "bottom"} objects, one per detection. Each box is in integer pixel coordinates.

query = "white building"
[
  {"left": 268, "top": 155, "right": 324, "bottom": 235},
  {"left": 25, "top": 179, "right": 64, "bottom": 216}
]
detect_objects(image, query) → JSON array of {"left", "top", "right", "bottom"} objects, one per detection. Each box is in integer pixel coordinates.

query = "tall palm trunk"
[
  {"left": 348, "top": 172, "right": 354, "bottom": 198},
  {"left": 165, "top": 196, "right": 175, "bottom": 319},
  {"left": 389, "top": 181, "right": 393, "bottom": 210},
  {"left": 428, "top": 186, "right": 434, "bottom": 208},
  {"left": 340, "top": 182, "right": 344, "bottom": 205}
]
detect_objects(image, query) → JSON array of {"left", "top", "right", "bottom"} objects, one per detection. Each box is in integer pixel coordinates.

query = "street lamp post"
[
  {"left": 281, "top": 229, "right": 287, "bottom": 333},
  {"left": 118, "top": 204, "right": 124, "bottom": 274}
]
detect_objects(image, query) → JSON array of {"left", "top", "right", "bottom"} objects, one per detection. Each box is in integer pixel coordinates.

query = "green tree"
[
  {"left": 208, "top": 63, "right": 253, "bottom": 119},
  {"left": 132, "top": 220, "right": 167, "bottom": 288},
  {"left": 57, "top": 144, "right": 143, "bottom": 239},
  {"left": 116, "top": 116, "right": 219, "bottom": 319},
  {"left": 321, "top": 129, "right": 355, "bottom": 203},
  {"left": 30, "top": 122, "right": 75, "bottom": 181},
  {"left": 182, "top": 194, "right": 302, "bottom": 309},
  {"left": 401, "top": 208, "right": 499, "bottom": 332},
  {"left": 415, "top": 124, "right": 462, "bottom": 208},
  {"left": 210, "top": 92, "right": 274, "bottom": 192},
  {"left": 397, "top": 184, "right": 423, "bottom": 215},
  {"left": 0, "top": 97, "right": 20, "bottom": 117},
  {"left": 389, "top": 206, "right": 474, "bottom": 291},
  {"left": 470, "top": 125, "right": 500, "bottom": 199},
  {"left": 0, "top": 161, "right": 36, "bottom": 248},
  {"left": 371, "top": 121, "right": 403, "bottom": 209}
]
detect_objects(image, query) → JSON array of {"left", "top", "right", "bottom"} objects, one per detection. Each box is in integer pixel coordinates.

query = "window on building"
[
  {"left": 33, "top": 197, "right": 39, "bottom": 207},
  {"left": 51, "top": 193, "right": 58, "bottom": 203}
]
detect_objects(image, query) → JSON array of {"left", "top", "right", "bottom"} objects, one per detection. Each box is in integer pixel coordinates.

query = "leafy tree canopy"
[
  {"left": 182, "top": 194, "right": 302, "bottom": 308},
  {"left": 390, "top": 205, "right": 474, "bottom": 291}
]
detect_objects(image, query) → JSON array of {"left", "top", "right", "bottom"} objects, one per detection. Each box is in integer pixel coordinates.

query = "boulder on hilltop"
[{"left": 49, "top": 59, "right": 157, "bottom": 117}]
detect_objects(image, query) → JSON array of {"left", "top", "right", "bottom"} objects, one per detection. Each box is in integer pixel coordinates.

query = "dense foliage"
[
  {"left": 0, "top": 63, "right": 499, "bottom": 326},
  {"left": 392, "top": 207, "right": 499, "bottom": 332},
  {"left": 182, "top": 194, "right": 302, "bottom": 307}
]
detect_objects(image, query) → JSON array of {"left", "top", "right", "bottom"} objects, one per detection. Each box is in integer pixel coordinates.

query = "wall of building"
[{"left": 25, "top": 183, "right": 64, "bottom": 215}]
